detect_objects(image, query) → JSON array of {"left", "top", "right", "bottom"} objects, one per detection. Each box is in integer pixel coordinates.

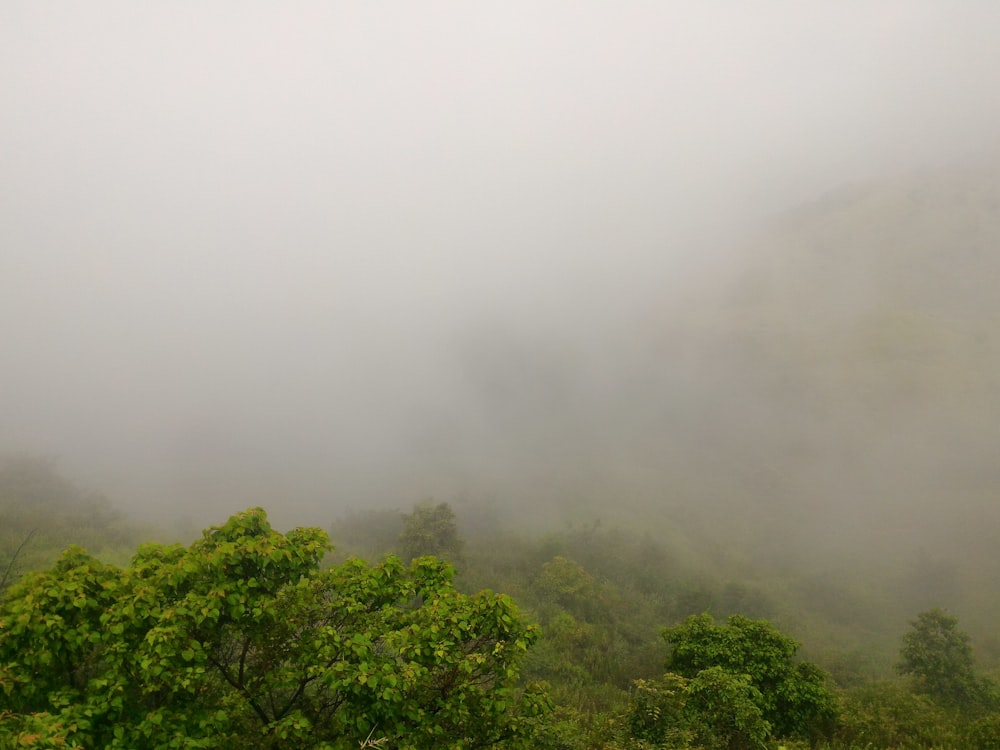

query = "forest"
[{"left": 3, "top": 458, "right": 1000, "bottom": 749}]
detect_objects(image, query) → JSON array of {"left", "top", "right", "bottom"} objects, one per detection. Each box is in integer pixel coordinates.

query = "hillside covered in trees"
[
  {"left": 6, "top": 2, "right": 1000, "bottom": 745},
  {"left": 4, "top": 459, "right": 1000, "bottom": 748}
]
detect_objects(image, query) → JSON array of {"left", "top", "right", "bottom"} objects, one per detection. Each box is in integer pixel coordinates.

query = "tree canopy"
[
  {"left": 897, "top": 607, "right": 991, "bottom": 710},
  {"left": 0, "top": 508, "right": 548, "bottom": 749},
  {"left": 398, "top": 501, "right": 464, "bottom": 566},
  {"left": 662, "top": 613, "right": 837, "bottom": 741}
]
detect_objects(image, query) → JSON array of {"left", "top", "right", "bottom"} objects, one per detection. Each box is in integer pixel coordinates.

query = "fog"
[{"left": 3, "top": 0, "right": 1000, "bottom": 565}]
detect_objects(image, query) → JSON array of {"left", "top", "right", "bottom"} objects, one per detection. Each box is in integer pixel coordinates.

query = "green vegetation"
[
  {"left": 4, "top": 471, "right": 1000, "bottom": 748},
  {"left": 0, "top": 508, "right": 546, "bottom": 749},
  {"left": 897, "top": 607, "right": 995, "bottom": 711},
  {"left": 662, "top": 614, "right": 837, "bottom": 741},
  {"left": 398, "top": 501, "right": 465, "bottom": 566},
  {"left": 0, "top": 457, "right": 145, "bottom": 599}
]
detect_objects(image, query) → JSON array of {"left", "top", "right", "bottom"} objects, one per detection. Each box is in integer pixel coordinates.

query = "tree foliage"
[
  {"left": 897, "top": 607, "right": 990, "bottom": 710},
  {"left": 398, "top": 501, "right": 464, "bottom": 566},
  {"left": 0, "top": 508, "right": 548, "bottom": 749},
  {"left": 836, "top": 679, "right": 960, "bottom": 750},
  {"left": 662, "top": 614, "right": 836, "bottom": 741},
  {"left": 623, "top": 669, "right": 770, "bottom": 750},
  {"left": 684, "top": 667, "right": 770, "bottom": 750}
]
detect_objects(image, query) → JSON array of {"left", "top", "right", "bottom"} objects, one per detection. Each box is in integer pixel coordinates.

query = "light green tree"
[
  {"left": 622, "top": 669, "right": 770, "bottom": 750},
  {"left": 0, "top": 508, "right": 548, "bottom": 749}
]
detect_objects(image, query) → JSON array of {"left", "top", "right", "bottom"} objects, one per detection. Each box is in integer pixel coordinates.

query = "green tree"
[
  {"left": 0, "top": 508, "right": 548, "bottom": 749},
  {"left": 897, "top": 607, "right": 988, "bottom": 709},
  {"left": 685, "top": 667, "right": 770, "bottom": 750},
  {"left": 836, "top": 680, "right": 960, "bottom": 750},
  {"left": 398, "top": 501, "right": 464, "bottom": 566},
  {"left": 662, "top": 614, "right": 836, "bottom": 741},
  {"left": 623, "top": 674, "right": 695, "bottom": 749},
  {"left": 621, "top": 669, "right": 769, "bottom": 750},
  {"left": 535, "top": 556, "right": 600, "bottom": 612}
]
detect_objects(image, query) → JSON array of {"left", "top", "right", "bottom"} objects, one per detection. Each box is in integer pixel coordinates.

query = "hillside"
[{"left": 672, "top": 157, "right": 1000, "bottom": 661}]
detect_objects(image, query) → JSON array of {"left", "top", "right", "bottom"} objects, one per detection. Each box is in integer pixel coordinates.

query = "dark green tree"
[
  {"left": 897, "top": 607, "right": 989, "bottom": 709},
  {"left": 0, "top": 508, "right": 548, "bottom": 749},
  {"left": 662, "top": 613, "right": 836, "bottom": 741},
  {"left": 398, "top": 501, "right": 464, "bottom": 566}
]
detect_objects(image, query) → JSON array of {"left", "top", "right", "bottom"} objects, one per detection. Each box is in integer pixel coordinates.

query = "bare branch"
[{"left": 0, "top": 528, "right": 37, "bottom": 594}]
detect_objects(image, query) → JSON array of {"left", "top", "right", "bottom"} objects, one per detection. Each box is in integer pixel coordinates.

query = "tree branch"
[{"left": 0, "top": 528, "right": 37, "bottom": 593}]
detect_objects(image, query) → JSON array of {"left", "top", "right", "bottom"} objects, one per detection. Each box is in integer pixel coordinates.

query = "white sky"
[{"left": 2, "top": 2, "right": 999, "bottom": 521}]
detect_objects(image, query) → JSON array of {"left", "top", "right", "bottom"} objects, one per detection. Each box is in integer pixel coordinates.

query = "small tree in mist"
[
  {"left": 897, "top": 607, "right": 992, "bottom": 710},
  {"left": 398, "top": 500, "right": 465, "bottom": 565}
]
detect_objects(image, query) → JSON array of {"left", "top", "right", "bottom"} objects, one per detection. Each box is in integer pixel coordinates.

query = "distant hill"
[
  {"left": 715, "top": 157, "right": 1000, "bottom": 515},
  {"left": 673, "top": 157, "right": 1000, "bottom": 656},
  {"left": 444, "top": 156, "right": 1000, "bottom": 551},
  {"left": 424, "top": 158, "right": 1000, "bottom": 666}
]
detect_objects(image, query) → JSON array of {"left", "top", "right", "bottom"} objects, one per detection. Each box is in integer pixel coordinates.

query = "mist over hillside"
[
  {"left": 3, "top": 2, "right": 1000, "bottom": 625},
  {"left": 712, "top": 157, "right": 1000, "bottom": 554},
  {"left": 429, "top": 156, "right": 1000, "bottom": 569}
]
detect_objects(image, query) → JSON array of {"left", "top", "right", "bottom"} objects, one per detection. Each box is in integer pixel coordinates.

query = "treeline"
[
  {"left": 0, "top": 457, "right": 141, "bottom": 593},
  {"left": 4, "top": 462, "right": 1000, "bottom": 748},
  {"left": 331, "top": 499, "right": 1000, "bottom": 749}
]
